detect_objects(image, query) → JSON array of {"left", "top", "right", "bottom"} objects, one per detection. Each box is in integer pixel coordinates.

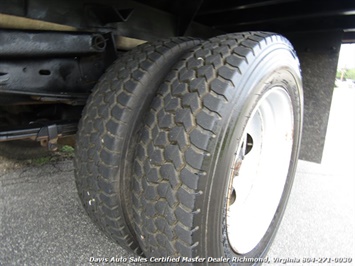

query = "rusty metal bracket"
[{"left": 36, "top": 124, "right": 59, "bottom": 151}]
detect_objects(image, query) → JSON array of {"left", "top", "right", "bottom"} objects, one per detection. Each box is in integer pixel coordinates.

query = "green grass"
[
  {"left": 29, "top": 145, "right": 75, "bottom": 166},
  {"left": 32, "top": 156, "right": 52, "bottom": 166},
  {"left": 59, "top": 145, "right": 75, "bottom": 154}
]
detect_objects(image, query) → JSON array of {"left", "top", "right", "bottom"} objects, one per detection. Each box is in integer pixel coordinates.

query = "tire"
[
  {"left": 132, "top": 32, "right": 303, "bottom": 264},
  {"left": 74, "top": 37, "right": 202, "bottom": 254}
]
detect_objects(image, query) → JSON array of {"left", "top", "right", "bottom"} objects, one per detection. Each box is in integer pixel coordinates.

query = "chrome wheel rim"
[{"left": 226, "top": 87, "right": 294, "bottom": 254}]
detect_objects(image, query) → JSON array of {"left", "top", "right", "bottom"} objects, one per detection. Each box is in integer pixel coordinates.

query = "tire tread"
[
  {"left": 74, "top": 37, "right": 201, "bottom": 254},
  {"left": 132, "top": 32, "right": 297, "bottom": 259}
]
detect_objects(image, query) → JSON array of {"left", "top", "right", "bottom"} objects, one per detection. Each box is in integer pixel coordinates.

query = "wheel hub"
[{"left": 226, "top": 87, "right": 294, "bottom": 254}]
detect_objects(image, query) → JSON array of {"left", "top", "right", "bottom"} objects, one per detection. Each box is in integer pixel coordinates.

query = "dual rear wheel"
[{"left": 75, "top": 32, "right": 303, "bottom": 264}]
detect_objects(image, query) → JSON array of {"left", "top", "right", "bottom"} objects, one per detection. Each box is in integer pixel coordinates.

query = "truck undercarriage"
[
  {"left": 1, "top": 0, "right": 354, "bottom": 263},
  {"left": 1, "top": 0, "right": 354, "bottom": 160}
]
